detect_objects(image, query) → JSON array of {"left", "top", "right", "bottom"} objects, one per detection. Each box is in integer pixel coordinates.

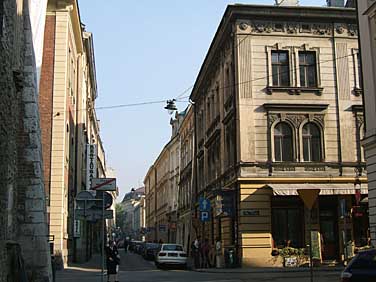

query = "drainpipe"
[{"left": 331, "top": 24, "right": 343, "bottom": 175}]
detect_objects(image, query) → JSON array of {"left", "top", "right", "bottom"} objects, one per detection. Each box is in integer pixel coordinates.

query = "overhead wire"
[{"left": 39, "top": 52, "right": 354, "bottom": 116}]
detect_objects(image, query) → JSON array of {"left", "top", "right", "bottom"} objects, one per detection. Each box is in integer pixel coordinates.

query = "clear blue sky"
[{"left": 78, "top": 0, "right": 327, "bottom": 200}]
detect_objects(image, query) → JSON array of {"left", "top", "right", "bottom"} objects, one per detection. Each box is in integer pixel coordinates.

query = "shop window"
[
  {"left": 272, "top": 208, "right": 304, "bottom": 248},
  {"left": 274, "top": 122, "right": 293, "bottom": 162},
  {"left": 299, "top": 51, "right": 317, "bottom": 87},
  {"left": 302, "top": 123, "right": 322, "bottom": 162},
  {"left": 271, "top": 51, "right": 290, "bottom": 86}
]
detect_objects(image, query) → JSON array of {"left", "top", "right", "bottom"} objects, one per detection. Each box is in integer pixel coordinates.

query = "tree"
[{"left": 115, "top": 203, "right": 125, "bottom": 233}]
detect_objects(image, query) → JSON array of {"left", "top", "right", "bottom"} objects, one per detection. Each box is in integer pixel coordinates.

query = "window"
[
  {"left": 272, "top": 51, "right": 290, "bottom": 86},
  {"left": 272, "top": 208, "right": 303, "bottom": 248},
  {"left": 357, "top": 54, "right": 362, "bottom": 88},
  {"left": 299, "top": 51, "right": 317, "bottom": 87},
  {"left": 274, "top": 122, "right": 293, "bottom": 162},
  {"left": 302, "top": 123, "right": 322, "bottom": 162}
]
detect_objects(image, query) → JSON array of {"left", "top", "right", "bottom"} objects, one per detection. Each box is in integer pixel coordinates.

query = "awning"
[{"left": 269, "top": 183, "right": 368, "bottom": 196}]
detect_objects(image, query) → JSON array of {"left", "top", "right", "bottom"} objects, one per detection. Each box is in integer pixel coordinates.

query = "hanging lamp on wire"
[{"left": 164, "top": 99, "right": 178, "bottom": 115}]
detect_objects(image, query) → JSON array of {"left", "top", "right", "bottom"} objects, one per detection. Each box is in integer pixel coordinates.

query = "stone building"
[
  {"left": 0, "top": 0, "right": 52, "bottom": 280},
  {"left": 176, "top": 106, "right": 194, "bottom": 250},
  {"left": 145, "top": 166, "right": 157, "bottom": 241},
  {"left": 39, "top": 0, "right": 108, "bottom": 265},
  {"left": 189, "top": 3, "right": 367, "bottom": 266},
  {"left": 144, "top": 111, "right": 184, "bottom": 243},
  {"left": 357, "top": 0, "right": 376, "bottom": 247}
]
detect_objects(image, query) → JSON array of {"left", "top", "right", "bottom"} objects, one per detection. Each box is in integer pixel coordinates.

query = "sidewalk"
[
  {"left": 65, "top": 254, "right": 104, "bottom": 271},
  {"left": 194, "top": 265, "right": 344, "bottom": 274}
]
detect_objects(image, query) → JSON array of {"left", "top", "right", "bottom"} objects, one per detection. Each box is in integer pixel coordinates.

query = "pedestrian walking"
[
  {"left": 191, "top": 236, "right": 201, "bottom": 269},
  {"left": 124, "top": 239, "right": 128, "bottom": 253},
  {"left": 201, "top": 238, "right": 210, "bottom": 268},
  {"left": 106, "top": 240, "right": 120, "bottom": 282},
  {"left": 215, "top": 238, "right": 222, "bottom": 268}
]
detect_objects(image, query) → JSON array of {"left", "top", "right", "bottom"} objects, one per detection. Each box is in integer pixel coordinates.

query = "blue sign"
[
  {"left": 200, "top": 211, "right": 211, "bottom": 222},
  {"left": 199, "top": 197, "right": 211, "bottom": 211}
]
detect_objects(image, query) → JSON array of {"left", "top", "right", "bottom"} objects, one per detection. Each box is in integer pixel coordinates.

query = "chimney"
[
  {"left": 275, "top": 0, "right": 299, "bottom": 6},
  {"left": 327, "top": 0, "right": 345, "bottom": 7}
]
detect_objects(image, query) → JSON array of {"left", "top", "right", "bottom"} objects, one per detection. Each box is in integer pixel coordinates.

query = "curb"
[{"left": 193, "top": 267, "right": 344, "bottom": 274}]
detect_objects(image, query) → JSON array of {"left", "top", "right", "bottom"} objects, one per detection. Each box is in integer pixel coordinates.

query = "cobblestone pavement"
[{"left": 56, "top": 252, "right": 342, "bottom": 282}]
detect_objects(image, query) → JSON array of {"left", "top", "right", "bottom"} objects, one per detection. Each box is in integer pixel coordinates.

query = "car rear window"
[{"left": 162, "top": 245, "right": 183, "bottom": 251}]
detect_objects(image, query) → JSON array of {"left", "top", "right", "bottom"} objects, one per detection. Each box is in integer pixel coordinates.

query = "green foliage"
[
  {"left": 115, "top": 203, "right": 125, "bottom": 232},
  {"left": 278, "top": 247, "right": 306, "bottom": 258}
]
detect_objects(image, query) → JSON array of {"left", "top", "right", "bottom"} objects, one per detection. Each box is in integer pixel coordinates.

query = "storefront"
[{"left": 235, "top": 182, "right": 369, "bottom": 267}]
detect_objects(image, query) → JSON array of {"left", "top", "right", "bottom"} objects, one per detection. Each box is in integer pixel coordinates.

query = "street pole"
[{"left": 309, "top": 208, "right": 313, "bottom": 282}]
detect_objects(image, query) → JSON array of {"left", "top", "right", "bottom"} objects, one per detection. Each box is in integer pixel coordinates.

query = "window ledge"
[{"left": 267, "top": 86, "right": 324, "bottom": 95}]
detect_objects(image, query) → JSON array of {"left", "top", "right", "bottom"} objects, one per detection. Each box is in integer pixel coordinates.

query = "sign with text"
[
  {"left": 73, "top": 219, "right": 81, "bottom": 237},
  {"left": 200, "top": 211, "right": 211, "bottom": 222},
  {"left": 91, "top": 178, "right": 116, "bottom": 191},
  {"left": 86, "top": 144, "right": 97, "bottom": 190}
]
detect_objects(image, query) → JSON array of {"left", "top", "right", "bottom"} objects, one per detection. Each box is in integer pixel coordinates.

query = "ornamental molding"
[
  {"left": 268, "top": 113, "right": 325, "bottom": 128},
  {"left": 356, "top": 114, "right": 364, "bottom": 129},
  {"left": 243, "top": 21, "right": 357, "bottom": 37}
]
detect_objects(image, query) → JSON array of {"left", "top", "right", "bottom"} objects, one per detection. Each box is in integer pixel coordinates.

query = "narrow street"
[{"left": 57, "top": 252, "right": 342, "bottom": 282}]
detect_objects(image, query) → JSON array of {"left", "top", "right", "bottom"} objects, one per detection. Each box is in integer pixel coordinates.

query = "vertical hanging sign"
[{"left": 86, "top": 144, "right": 97, "bottom": 190}]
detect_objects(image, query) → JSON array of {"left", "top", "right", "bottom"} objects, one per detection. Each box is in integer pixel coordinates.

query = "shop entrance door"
[{"left": 320, "top": 197, "right": 339, "bottom": 260}]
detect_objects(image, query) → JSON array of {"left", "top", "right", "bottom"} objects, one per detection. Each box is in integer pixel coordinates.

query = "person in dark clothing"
[{"left": 106, "top": 240, "right": 120, "bottom": 282}]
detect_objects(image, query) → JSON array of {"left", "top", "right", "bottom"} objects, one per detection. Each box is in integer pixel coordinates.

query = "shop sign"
[
  {"left": 352, "top": 206, "right": 365, "bottom": 217},
  {"left": 73, "top": 220, "right": 80, "bottom": 237},
  {"left": 159, "top": 224, "right": 167, "bottom": 232},
  {"left": 241, "top": 209, "right": 260, "bottom": 216},
  {"left": 169, "top": 222, "right": 177, "bottom": 230},
  {"left": 284, "top": 257, "right": 298, "bottom": 267},
  {"left": 86, "top": 144, "right": 97, "bottom": 190}
]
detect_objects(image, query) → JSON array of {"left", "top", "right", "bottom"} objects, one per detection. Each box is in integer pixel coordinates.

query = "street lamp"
[{"left": 164, "top": 99, "right": 178, "bottom": 115}]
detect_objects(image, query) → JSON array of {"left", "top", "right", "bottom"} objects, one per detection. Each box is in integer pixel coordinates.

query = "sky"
[{"left": 78, "top": 0, "right": 327, "bottom": 201}]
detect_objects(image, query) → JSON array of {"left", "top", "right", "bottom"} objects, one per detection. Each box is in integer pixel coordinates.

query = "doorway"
[{"left": 319, "top": 196, "right": 339, "bottom": 260}]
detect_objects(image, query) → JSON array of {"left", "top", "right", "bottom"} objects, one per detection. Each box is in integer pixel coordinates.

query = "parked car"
[
  {"left": 135, "top": 242, "right": 145, "bottom": 255},
  {"left": 143, "top": 243, "right": 160, "bottom": 260},
  {"left": 155, "top": 244, "right": 187, "bottom": 269},
  {"left": 341, "top": 248, "right": 376, "bottom": 282},
  {"left": 129, "top": 240, "right": 143, "bottom": 253}
]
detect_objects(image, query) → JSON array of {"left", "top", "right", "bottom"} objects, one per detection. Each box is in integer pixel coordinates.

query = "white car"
[{"left": 155, "top": 244, "right": 187, "bottom": 268}]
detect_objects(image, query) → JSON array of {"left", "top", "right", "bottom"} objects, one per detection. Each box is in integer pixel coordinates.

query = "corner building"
[{"left": 190, "top": 4, "right": 368, "bottom": 267}]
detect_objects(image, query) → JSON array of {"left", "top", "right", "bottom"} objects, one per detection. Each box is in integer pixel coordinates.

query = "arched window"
[
  {"left": 274, "top": 122, "right": 293, "bottom": 162},
  {"left": 302, "top": 123, "right": 322, "bottom": 162}
]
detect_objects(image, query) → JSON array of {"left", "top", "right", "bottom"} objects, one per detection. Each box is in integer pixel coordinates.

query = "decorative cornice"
[{"left": 240, "top": 21, "right": 357, "bottom": 37}]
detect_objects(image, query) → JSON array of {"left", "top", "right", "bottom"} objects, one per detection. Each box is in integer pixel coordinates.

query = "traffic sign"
[
  {"left": 75, "top": 209, "right": 113, "bottom": 221},
  {"left": 200, "top": 211, "right": 211, "bottom": 222},
  {"left": 297, "top": 189, "right": 320, "bottom": 210},
  {"left": 75, "top": 191, "right": 95, "bottom": 209},
  {"left": 199, "top": 197, "right": 211, "bottom": 211},
  {"left": 95, "top": 191, "right": 113, "bottom": 209},
  {"left": 91, "top": 178, "right": 116, "bottom": 191}
]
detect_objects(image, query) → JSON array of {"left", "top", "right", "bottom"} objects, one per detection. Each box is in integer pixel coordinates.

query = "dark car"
[
  {"left": 341, "top": 248, "right": 376, "bottom": 282},
  {"left": 142, "top": 243, "right": 160, "bottom": 260}
]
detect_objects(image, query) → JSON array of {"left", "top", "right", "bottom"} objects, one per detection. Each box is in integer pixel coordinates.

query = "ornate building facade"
[
  {"left": 357, "top": 0, "right": 376, "bottom": 247},
  {"left": 190, "top": 4, "right": 367, "bottom": 266}
]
